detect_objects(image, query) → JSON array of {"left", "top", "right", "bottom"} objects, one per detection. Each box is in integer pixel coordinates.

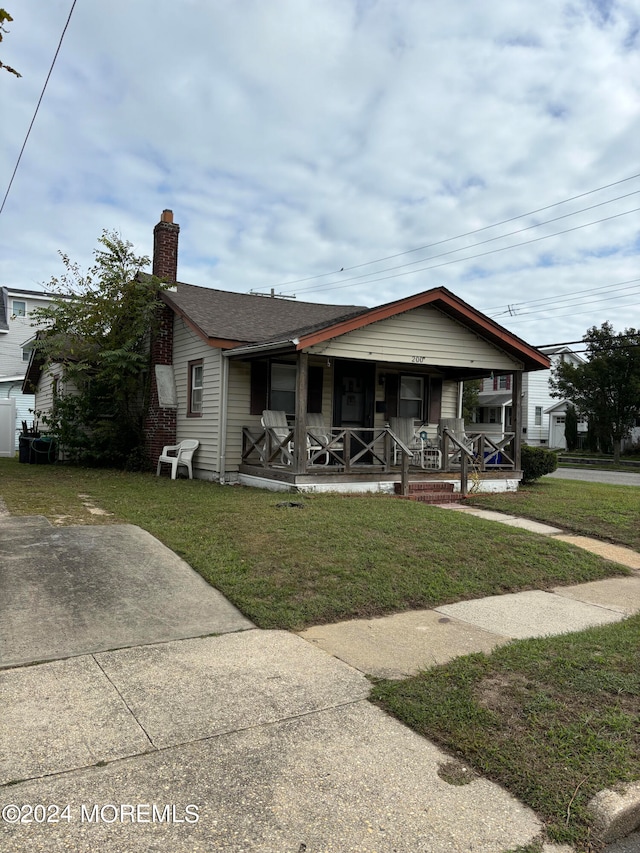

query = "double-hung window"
[
  {"left": 12, "top": 300, "right": 26, "bottom": 317},
  {"left": 399, "top": 375, "right": 424, "bottom": 420},
  {"left": 188, "top": 360, "right": 203, "bottom": 416},
  {"left": 270, "top": 363, "right": 297, "bottom": 414}
]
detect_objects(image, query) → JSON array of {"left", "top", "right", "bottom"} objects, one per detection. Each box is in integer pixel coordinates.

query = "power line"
[
  {"left": 0, "top": 1, "right": 78, "bottom": 218},
  {"left": 488, "top": 279, "right": 640, "bottom": 319},
  {"left": 497, "top": 291, "right": 640, "bottom": 322},
  {"left": 537, "top": 332, "right": 640, "bottom": 347},
  {"left": 290, "top": 192, "right": 640, "bottom": 296},
  {"left": 282, "top": 206, "right": 640, "bottom": 296},
  {"left": 254, "top": 171, "right": 640, "bottom": 294},
  {"left": 485, "top": 277, "right": 640, "bottom": 315}
]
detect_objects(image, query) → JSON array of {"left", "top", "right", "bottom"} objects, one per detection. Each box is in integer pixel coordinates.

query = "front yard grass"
[
  {"left": 0, "top": 458, "right": 630, "bottom": 630},
  {"left": 372, "top": 616, "right": 640, "bottom": 851},
  {"left": 466, "top": 478, "right": 640, "bottom": 551},
  {"left": 2, "top": 458, "right": 638, "bottom": 849}
]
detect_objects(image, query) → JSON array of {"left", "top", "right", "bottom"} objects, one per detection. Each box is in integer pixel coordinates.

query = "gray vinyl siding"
[
  {"left": 34, "top": 364, "right": 62, "bottom": 416},
  {"left": 308, "top": 306, "right": 523, "bottom": 371},
  {"left": 173, "top": 318, "right": 221, "bottom": 478}
]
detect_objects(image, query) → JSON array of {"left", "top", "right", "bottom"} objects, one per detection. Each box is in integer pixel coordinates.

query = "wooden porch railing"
[{"left": 242, "top": 425, "right": 515, "bottom": 496}]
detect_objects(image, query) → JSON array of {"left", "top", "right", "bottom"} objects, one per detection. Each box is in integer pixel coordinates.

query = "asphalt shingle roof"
[{"left": 164, "top": 282, "right": 368, "bottom": 345}]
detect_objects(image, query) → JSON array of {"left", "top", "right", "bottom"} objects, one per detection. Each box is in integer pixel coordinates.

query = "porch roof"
[{"left": 477, "top": 393, "right": 512, "bottom": 408}]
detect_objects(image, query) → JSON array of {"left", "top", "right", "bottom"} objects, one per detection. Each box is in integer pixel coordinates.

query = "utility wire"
[
  {"left": 0, "top": 0, "right": 78, "bottom": 217},
  {"left": 290, "top": 192, "right": 640, "bottom": 296},
  {"left": 285, "top": 206, "right": 640, "bottom": 295},
  {"left": 495, "top": 290, "right": 640, "bottom": 321},
  {"left": 488, "top": 279, "right": 640, "bottom": 319},
  {"left": 255, "top": 171, "right": 640, "bottom": 294},
  {"left": 485, "top": 277, "right": 640, "bottom": 315}
]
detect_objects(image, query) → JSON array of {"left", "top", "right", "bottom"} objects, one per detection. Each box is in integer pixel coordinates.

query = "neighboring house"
[
  {"left": 0, "top": 287, "right": 64, "bottom": 450},
  {"left": 473, "top": 346, "right": 587, "bottom": 450},
  {"left": 31, "top": 210, "right": 551, "bottom": 493}
]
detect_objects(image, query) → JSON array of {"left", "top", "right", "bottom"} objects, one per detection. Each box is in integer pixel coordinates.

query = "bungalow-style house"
[
  {"left": 472, "top": 346, "right": 587, "bottom": 450},
  {"left": 141, "top": 211, "right": 550, "bottom": 493}
]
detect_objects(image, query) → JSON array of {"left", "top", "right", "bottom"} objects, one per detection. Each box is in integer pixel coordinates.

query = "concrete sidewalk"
[
  {"left": 1, "top": 509, "right": 639, "bottom": 851},
  {"left": 300, "top": 504, "right": 640, "bottom": 680}
]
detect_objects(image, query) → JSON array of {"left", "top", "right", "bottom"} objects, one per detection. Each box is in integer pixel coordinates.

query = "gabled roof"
[
  {"left": 163, "top": 282, "right": 551, "bottom": 372},
  {"left": 163, "top": 283, "right": 368, "bottom": 348}
]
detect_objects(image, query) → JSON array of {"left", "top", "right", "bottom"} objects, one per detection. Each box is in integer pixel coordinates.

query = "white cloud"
[{"left": 0, "top": 0, "right": 638, "bottom": 346}]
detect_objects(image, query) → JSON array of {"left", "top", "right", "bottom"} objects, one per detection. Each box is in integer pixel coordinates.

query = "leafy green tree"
[
  {"left": 462, "top": 379, "right": 481, "bottom": 422},
  {"left": 1, "top": 9, "right": 21, "bottom": 77},
  {"left": 31, "top": 231, "right": 169, "bottom": 468},
  {"left": 564, "top": 403, "right": 578, "bottom": 452},
  {"left": 551, "top": 323, "right": 640, "bottom": 463}
]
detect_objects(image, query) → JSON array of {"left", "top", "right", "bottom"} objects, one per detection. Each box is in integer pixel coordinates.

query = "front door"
[{"left": 333, "top": 360, "right": 375, "bottom": 461}]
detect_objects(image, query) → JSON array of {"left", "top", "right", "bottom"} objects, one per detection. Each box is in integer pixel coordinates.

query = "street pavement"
[{"left": 547, "top": 468, "right": 640, "bottom": 486}]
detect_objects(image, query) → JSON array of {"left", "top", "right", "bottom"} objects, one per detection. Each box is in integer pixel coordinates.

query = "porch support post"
[
  {"left": 512, "top": 370, "right": 523, "bottom": 472},
  {"left": 294, "top": 352, "right": 309, "bottom": 474}
]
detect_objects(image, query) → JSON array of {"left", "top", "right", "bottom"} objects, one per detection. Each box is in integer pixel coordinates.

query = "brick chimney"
[
  {"left": 153, "top": 209, "right": 180, "bottom": 282},
  {"left": 145, "top": 210, "right": 179, "bottom": 467}
]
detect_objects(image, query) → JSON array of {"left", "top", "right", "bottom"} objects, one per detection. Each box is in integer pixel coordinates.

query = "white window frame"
[
  {"left": 188, "top": 361, "right": 203, "bottom": 416},
  {"left": 12, "top": 300, "right": 26, "bottom": 317}
]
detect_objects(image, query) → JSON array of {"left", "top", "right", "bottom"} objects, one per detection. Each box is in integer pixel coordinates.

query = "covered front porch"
[
  {"left": 240, "top": 414, "right": 521, "bottom": 495},
  {"left": 221, "top": 287, "right": 550, "bottom": 493},
  {"left": 233, "top": 343, "right": 524, "bottom": 494}
]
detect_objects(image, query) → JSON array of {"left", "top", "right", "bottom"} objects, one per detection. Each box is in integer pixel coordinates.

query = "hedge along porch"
[{"left": 146, "top": 211, "right": 550, "bottom": 493}]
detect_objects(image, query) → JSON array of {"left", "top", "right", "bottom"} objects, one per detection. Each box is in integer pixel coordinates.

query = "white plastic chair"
[
  {"left": 261, "top": 411, "right": 294, "bottom": 465},
  {"left": 156, "top": 439, "right": 200, "bottom": 479},
  {"left": 305, "top": 413, "right": 336, "bottom": 465},
  {"left": 389, "top": 418, "right": 441, "bottom": 469}
]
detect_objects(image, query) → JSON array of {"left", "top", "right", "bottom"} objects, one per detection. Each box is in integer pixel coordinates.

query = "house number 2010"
[{"left": 411, "top": 355, "right": 425, "bottom": 363}]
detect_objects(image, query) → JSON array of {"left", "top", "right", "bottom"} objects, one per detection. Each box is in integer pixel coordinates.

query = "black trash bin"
[
  {"left": 30, "top": 437, "right": 56, "bottom": 464},
  {"left": 18, "top": 436, "right": 33, "bottom": 464}
]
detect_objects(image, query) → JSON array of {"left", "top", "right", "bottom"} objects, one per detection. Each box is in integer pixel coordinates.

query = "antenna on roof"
[{"left": 249, "top": 288, "right": 297, "bottom": 300}]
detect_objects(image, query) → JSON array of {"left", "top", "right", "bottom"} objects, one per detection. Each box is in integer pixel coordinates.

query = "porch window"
[
  {"left": 270, "top": 363, "right": 297, "bottom": 414},
  {"left": 399, "top": 375, "right": 424, "bottom": 420},
  {"left": 188, "top": 360, "right": 203, "bottom": 416}
]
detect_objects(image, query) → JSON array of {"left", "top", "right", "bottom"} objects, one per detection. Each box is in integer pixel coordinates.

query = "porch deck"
[{"left": 240, "top": 424, "right": 521, "bottom": 494}]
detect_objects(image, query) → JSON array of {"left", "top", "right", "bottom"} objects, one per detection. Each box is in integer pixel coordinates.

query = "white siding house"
[
  {"left": 474, "top": 346, "right": 586, "bottom": 449},
  {"left": 0, "top": 287, "right": 63, "bottom": 449}
]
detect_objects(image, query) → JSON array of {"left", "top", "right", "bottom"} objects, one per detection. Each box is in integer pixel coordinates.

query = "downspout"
[{"left": 218, "top": 352, "right": 229, "bottom": 484}]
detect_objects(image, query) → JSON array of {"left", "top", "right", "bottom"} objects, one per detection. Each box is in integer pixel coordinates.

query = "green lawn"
[
  {"left": 1, "top": 457, "right": 638, "bottom": 849},
  {"left": 0, "top": 458, "right": 629, "bottom": 630},
  {"left": 466, "top": 478, "right": 640, "bottom": 551},
  {"left": 372, "top": 616, "right": 640, "bottom": 851}
]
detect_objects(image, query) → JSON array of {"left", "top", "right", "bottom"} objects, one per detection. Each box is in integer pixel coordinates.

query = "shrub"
[{"left": 521, "top": 445, "right": 558, "bottom": 484}]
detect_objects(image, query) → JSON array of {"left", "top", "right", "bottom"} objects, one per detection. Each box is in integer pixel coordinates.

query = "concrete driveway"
[
  {"left": 0, "top": 515, "right": 253, "bottom": 668},
  {"left": 0, "top": 513, "right": 549, "bottom": 853}
]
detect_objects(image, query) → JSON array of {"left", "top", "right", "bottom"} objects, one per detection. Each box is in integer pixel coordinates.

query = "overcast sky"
[{"left": 1, "top": 0, "right": 639, "bottom": 348}]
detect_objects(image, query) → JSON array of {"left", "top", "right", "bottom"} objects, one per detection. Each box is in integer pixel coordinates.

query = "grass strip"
[
  {"left": 466, "top": 479, "right": 640, "bottom": 551},
  {"left": 0, "top": 459, "right": 629, "bottom": 631},
  {"left": 371, "top": 616, "right": 640, "bottom": 851}
]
